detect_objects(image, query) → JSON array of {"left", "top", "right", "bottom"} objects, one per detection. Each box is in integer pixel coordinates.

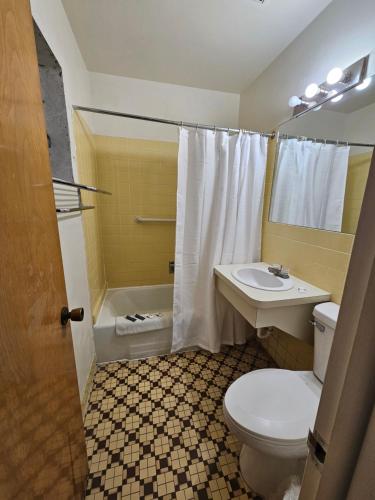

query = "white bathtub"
[{"left": 93, "top": 284, "right": 173, "bottom": 363}]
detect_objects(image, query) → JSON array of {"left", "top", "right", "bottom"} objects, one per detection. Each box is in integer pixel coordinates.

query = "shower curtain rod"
[
  {"left": 278, "top": 133, "right": 375, "bottom": 149},
  {"left": 72, "top": 105, "right": 275, "bottom": 138}
]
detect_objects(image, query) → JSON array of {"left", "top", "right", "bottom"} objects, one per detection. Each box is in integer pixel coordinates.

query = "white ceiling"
[{"left": 62, "top": 0, "right": 332, "bottom": 93}]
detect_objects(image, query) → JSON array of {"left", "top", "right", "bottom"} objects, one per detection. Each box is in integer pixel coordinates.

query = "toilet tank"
[{"left": 313, "top": 302, "right": 340, "bottom": 383}]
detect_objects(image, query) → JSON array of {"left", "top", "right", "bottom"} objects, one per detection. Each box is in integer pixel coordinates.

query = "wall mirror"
[{"left": 269, "top": 57, "right": 375, "bottom": 234}]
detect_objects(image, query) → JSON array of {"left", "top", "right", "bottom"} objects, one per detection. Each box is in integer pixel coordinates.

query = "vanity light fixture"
[
  {"left": 304, "top": 83, "right": 319, "bottom": 98},
  {"left": 304, "top": 83, "right": 329, "bottom": 99},
  {"left": 288, "top": 96, "right": 303, "bottom": 108},
  {"left": 287, "top": 54, "right": 369, "bottom": 118},
  {"left": 356, "top": 77, "right": 372, "bottom": 90},
  {"left": 326, "top": 67, "right": 344, "bottom": 85},
  {"left": 288, "top": 96, "right": 312, "bottom": 108},
  {"left": 330, "top": 90, "right": 343, "bottom": 103}
]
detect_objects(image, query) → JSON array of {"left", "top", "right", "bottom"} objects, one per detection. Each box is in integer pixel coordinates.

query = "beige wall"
[
  {"left": 74, "top": 114, "right": 106, "bottom": 320},
  {"left": 342, "top": 152, "right": 372, "bottom": 234},
  {"left": 94, "top": 135, "right": 177, "bottom": 288},
  {"left": 260, "top": 140, "right": 355, "bottom": 369}
]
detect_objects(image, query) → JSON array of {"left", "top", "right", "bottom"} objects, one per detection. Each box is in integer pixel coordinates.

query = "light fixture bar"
[{"left": 287, "top": 54, "right": 369, "bottom": 118}]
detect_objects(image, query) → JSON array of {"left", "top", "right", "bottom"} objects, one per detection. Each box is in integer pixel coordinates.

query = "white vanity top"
[{"left": 214, "top": 262, "right": 331, "bottom": 309}]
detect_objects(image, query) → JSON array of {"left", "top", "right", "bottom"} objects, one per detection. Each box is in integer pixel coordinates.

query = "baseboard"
[{"left": 81, "top": 356, "right": 97, "bottom": 417}]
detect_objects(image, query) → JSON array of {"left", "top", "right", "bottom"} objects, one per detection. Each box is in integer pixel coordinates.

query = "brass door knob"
[{"left": 61, "top": 307, "right": 84, "bottom": 326}]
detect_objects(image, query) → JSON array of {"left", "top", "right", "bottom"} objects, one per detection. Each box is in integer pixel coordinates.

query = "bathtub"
[{"left": 93, "top": 284, "right": 173, "bottom": 363}]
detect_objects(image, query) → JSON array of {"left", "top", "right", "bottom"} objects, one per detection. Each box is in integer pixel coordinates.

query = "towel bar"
[{"left": 53, "top": 176, "right": 111, "bottom": 213}]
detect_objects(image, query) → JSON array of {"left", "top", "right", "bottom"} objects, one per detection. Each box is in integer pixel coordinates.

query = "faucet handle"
[
  {"left": 268, "top": 264, "right": 290, "bottom": 279},
  {"left": 268, "top": 264, "right": 280, "bottom": 274},
  {"left": 279, "top": 266, "right": 290, "bottom": 279}
]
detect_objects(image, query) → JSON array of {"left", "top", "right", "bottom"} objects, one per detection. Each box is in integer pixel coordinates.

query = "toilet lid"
[{"left": 224, "top": 369, "right": 321, "bottom": 442}]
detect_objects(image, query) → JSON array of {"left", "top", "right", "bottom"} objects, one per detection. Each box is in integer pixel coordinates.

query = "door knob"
[{"left": 61, "top": 307, "right": 84, "bottom": 326}]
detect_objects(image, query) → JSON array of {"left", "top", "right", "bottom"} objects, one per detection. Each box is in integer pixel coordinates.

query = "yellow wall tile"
[{"left": 94, "top": 135, "right": 177, "bottom": 288}]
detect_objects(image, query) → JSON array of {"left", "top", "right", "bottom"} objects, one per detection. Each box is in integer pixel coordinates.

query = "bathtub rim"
[{"left": 94, "top": 283, "right": 174, "bottom": 328}]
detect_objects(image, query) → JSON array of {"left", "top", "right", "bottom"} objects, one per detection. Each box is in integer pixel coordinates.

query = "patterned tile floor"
[{"left": 84, "top": 339, "right": 277, "bottom": 499}]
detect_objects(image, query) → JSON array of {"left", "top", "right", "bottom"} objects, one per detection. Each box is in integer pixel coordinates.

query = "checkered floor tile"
[{"left": 84, "top": 338, "right": 277, "bottom": 499}]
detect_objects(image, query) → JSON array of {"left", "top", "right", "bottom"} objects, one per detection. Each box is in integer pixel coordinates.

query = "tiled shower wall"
[
  {"left": 94, "top": 135, "right": 177, "bottom": 288},
  {"left": 74, "top": 114, "right": 106, "bottom": 320},
  {"left": 260, "top": 139, "right": 355, "bottom": 370}
]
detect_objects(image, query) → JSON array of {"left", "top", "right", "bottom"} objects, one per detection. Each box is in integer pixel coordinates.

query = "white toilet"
[{"left": 223, "top": 302, "right": 339, "bottom": 498}]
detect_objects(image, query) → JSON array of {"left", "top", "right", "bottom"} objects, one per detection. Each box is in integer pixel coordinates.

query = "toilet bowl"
[{"left": 223, "top": 302, "right": 339, "bottom": 498}]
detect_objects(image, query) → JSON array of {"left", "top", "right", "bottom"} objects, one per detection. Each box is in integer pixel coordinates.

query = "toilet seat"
[{"left": 224, "top": 369, "right": 321, "bottom": 449}]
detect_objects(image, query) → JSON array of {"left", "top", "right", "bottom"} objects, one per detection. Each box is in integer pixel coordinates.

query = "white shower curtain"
[
  {"left": 172, "top": 128, "right": 267, "bottom": 353},
  {"left": 270, "top": 139, "right": 350, "bottom": 231}
]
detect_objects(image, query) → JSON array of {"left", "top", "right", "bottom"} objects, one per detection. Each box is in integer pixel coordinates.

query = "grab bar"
[
  {"left": 135, "top": 216, "right": 176, "bottom": 223},
  {"left": 52, "top": 177, "right": 112, "bottom": 195}
]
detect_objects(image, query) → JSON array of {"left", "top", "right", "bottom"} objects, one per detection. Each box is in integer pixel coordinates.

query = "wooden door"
[{"left": 0, "top": 1, "right": 88, "bottom": 498}]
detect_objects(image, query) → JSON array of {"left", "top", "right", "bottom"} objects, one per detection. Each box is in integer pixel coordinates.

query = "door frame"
[{"left": 300, "top": 150, "right": 375, "bottom": 498}]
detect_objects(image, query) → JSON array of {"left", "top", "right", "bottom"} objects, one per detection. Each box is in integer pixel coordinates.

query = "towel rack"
[
  {"left": 53, "top": 177, "right": 112, "bottom": 213},
  {"left": 52, "top": 177, "right": 112, "bottom": 195},
  {"left": 56, "top": 206, "right": 95, "bottom": 213},
  {"left": 135, "top": 216, "right": 176, "bottom": 223}
]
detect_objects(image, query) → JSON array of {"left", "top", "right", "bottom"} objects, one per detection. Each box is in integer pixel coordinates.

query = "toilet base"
[{"left": 239, "top": 444, "right": 305, "bottom": 498}]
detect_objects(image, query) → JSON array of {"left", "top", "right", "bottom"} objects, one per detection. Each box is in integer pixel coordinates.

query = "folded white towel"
[{"left": 115, "top": 311, "right": 173, "bottom": 336}]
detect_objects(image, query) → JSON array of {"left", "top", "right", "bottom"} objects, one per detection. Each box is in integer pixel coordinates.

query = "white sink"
[
  {"left": 215, "top": 263, "right": 331, "bottom": 343},
  {"left": 232, "top": 267, "right": 294, "bottom": 291}
]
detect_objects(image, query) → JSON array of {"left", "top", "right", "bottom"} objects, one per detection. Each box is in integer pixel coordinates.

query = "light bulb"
[
  {"left": 356, "top": 77, "right": 372, "bottom": 91},
  {"left": 288, "top": 96, "right": 302, "bottom": 108},
  {"left": 305, "top": 83, "right": 320, "bottom": 98},
  {"left": 326, "top": 67, "right": 344, "bottom": 85},
  {"left": 330, "top": 90, "right": 343, "bottom": 103}
]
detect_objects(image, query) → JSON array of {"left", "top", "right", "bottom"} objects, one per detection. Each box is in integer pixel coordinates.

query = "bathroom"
[{"left": 1, "top": 0, "right": 375, "bottom": 499}]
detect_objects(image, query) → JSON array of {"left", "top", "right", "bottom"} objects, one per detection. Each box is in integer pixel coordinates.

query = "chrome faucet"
[{"left": 267, "top": 264, "right": 290, "bottom": 279}]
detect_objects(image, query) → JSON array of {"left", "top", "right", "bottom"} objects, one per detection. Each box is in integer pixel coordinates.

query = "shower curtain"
[
  {"left": 270, "top": 139, "right": 350, "bottom": 231},
  {"left": 172, "top": 128, "right": 267, "bottom": 353}
]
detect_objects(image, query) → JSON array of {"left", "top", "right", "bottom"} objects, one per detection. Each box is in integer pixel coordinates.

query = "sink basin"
[{"left": 232, "top": 267, "right": 294, "bottom": 291}]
